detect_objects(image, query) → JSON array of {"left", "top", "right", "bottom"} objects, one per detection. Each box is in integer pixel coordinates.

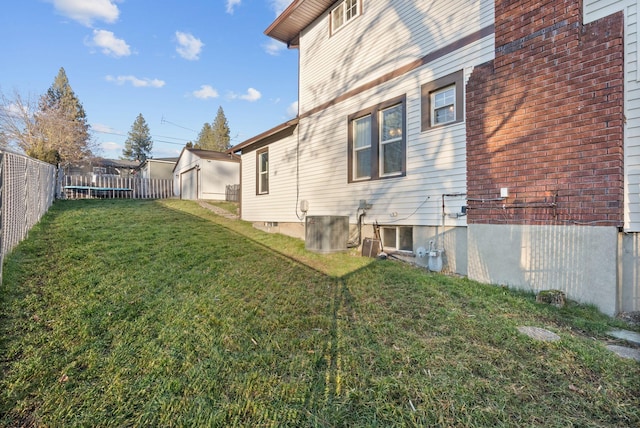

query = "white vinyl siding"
[
  {"left": 241, "top": 63, "right": 486, "bottom": 226},
  {"left": 241, "top": 0, "right": 494, "bottom": 226},
  {"left": 585, "top": 0, "right": 640, "bottom": 231},
  {"left": 299, "top": 0, "right": 494, "bottom": 115}
]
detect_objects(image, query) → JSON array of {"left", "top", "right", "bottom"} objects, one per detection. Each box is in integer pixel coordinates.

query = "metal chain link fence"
[{"left": 0, "top": 149, "right": 57, "bottom": 281}]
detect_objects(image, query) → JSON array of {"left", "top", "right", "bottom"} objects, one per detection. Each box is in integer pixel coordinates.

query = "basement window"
[{"left": 382, "top": 226, "right": 413, "bottom": 252}]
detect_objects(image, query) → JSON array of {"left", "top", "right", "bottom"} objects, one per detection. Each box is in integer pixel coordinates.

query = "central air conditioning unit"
[{"left": 305, "top": 216, "right": 349, "bottom": 253}]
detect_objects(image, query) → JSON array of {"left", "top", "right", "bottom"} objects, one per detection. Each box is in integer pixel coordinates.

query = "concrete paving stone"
[
  {"left": 517, "top": 326, "right": 561, "bottom": 342},
  {"left": 605, "top": 345, "right": 640, "bottom": 362},
  {"left": 607, "top": 329, "right": 640, "bottom": 346}
]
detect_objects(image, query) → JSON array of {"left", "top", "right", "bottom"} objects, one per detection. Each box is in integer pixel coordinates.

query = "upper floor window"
[
  {"left": 348, "top": 95, "right": 406, "bottom": 183},
  {"left": 331, "top": 0, "right": 360, "bottom": 34},
  {"left": 432, "top": 86, "right": 456, "bottom": 125},
  {"left": 421, "top": 70, "right": 464, "bottom": 131},
  {"left": 257, "top": 148, "right": 269, "bottom": 195}
]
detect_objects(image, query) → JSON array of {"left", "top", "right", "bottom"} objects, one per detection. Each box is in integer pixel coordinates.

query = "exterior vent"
[{"left": 305, "top": 216, "right": 349, "bottom": 253}]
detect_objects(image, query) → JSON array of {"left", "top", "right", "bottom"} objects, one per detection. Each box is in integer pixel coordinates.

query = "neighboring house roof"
[
  {"left": 228, "top": 118, "right": 299, "bottom": 154},
  {"left": 265, "top": 0, "right": 334, "bottom": 47},
  {"left": 173, "top": 148, "right": 240, "bottom": 173},
  {"left": 92, "top": 158, "right": 140, "bottom": 169},
  {"left": 136, "top": 157, "right": 178, "bottom": 171}
]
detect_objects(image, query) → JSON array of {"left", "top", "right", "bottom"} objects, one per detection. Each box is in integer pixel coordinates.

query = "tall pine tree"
[
  {"left": 196, "top": 106, "right": 230, "bottom": 151},
  {"left": 32, "top": 67, "right": 92, "bottom": 164},
  {"left": 122, "top": 114, "right": 153, "bottom": 162}
]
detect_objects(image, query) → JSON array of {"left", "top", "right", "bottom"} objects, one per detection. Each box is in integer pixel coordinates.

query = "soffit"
[{"left": 265, "top": 0, "right": 334, "bottom": 46}]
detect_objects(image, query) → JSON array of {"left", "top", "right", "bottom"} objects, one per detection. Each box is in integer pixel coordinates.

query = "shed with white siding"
[{"left": 173, "top": 148, "right": 240, "bottom": 201}]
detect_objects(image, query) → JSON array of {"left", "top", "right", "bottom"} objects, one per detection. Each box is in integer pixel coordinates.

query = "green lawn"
[{"left": 1, "top": 199, "right": 638, "bottom": 427}]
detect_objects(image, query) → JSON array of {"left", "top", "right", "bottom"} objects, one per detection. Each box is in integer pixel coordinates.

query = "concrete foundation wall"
[
  {"left": 468, "top": 224, "right": 619, "bottom": 316},
  {"left": 413, "top": 226, "right": 468, "bottom": 275},
  {"left": 620, "top": 232, "right": 640, "bottom": 313}
]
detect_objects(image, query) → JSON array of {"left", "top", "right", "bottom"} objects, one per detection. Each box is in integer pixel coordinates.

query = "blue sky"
[{"left": 0, "top": 0, "right": 298, "bottom": 159}]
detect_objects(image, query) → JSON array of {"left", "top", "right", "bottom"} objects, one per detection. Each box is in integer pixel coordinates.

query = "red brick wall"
[{"left": 466, "top": 0, "right": 624, "bottom": 226}]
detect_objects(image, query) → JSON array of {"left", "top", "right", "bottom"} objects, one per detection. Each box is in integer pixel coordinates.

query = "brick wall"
[{"left": 466, "top": 0, "right": 624, "bottom": 226}]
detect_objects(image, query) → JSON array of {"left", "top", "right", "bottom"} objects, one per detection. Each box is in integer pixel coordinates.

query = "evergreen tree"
[
  {"left": 196, "top": 106, "right": 230, "bottom": 151},
  {"left": 18, "top": 67, "right": 93, "bottom": 165},
  {"left": 211, "top": 106, "right": 231, "bottom": 151},
  {"left": 122, "top": 114, "right": 153, "bottom": 162},
  {"left": 196, "top": 123, "right": 215, "bottom": 149}
]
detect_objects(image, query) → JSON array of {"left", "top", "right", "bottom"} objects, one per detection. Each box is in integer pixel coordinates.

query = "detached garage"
[{"left": 173, "top": 148, "right": 240, "bottom": 201}]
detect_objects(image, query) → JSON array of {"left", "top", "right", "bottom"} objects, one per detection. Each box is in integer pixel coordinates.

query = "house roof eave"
[
  {"left": 228, "top": 118, "right": 299, "bottom": 154},
  {"left": 264, "top": 0, "right": 334, "bottom": 47}
]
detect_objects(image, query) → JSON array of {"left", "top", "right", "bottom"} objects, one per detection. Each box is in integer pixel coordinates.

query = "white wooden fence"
[{"left": 60, "top": 174, "right": 174, "bottom": 199}]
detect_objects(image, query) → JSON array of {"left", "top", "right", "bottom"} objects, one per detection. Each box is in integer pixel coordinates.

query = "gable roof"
[
  {"left": 173, "top": 147, "right": 240, "bottom": 173},
  {"left": 265, "top": 0, "right": 334, "bottom": 47},
  {"left": 183, "top": 149, "right": 239, "bottom": 162},
  {"left": 228, "top": 118, "right": 299, "bottom": 154}
]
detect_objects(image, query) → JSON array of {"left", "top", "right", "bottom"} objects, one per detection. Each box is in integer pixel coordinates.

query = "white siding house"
[
  {"left": 230, "top": 0, "right": 639, "bottom": 316},
  {"left": 173, "top": 148, "right": 240, "bottom": 201}
]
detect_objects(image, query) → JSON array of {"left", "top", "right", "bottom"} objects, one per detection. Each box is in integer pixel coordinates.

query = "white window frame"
[
  {"left": 353, "top": 114, "right": 372, "bottom": 181},
  {"left": 348, "top": 95, "right": 406, "bottom": 183},
  {"left": 257, "top": 148, "right": 269, "bottom": 195},
  {"left": 421, "top": 70, "right": 464, "bottom": 132},
  {"left": 382, "top": 226, "right": 413, "bottom": 252},
  {"left": 379, "top": 103, "right": 404, "bottom": 177},
  {"left": 431, "top": 85, "right": 456, "bottom": 126},
  {"left": 331, "top": 0, "right": 361, "bottom": 35}
]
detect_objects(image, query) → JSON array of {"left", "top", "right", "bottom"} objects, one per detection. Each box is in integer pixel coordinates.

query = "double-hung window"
[
  {"left": 257, "top": 148, "right": 269, "bottom": 195},
  {"left": 421, "top": 70, "right": 464, "bottom": 131},
  {"left": 348, "top": 95, "right": 406, "bottom": 182},
  {"left": 331, "top": 0, "right": 360, "bottom": 34},
  {"left": 432, "top": 86, "right": 456, "bottom": 125},
  {"left": 380, "top": 104, "right": 403, "bottom": 176},
  {"left": 353, "top": 115, "right": 372, "bottom": 179}
]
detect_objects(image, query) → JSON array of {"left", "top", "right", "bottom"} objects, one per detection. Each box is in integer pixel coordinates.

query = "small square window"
[
  {"left": 421, "top": 70, "right": 464, "bottom": 131},
  {"left": 432, "top": 86, "right": 456, "bottom": 125}
]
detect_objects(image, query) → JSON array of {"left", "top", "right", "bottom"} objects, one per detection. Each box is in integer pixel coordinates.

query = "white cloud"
[
  {"left": 226, "top": 0, "right": 241, "bottom": 14},
  {"left": 101, "top": 141, "right": 121, "bottom": 151},
  {"left": 263, "top": 39, "right": 286, "bottom": 56},
  {"left": 287, "top": 101, "right": 298, "bottom": 117},
  {"left": 175, "top": 31, "right": 204, "bottom": 60},
  {"left": 49, "top": 0, "right": 120, "bottom": 26},
  {"left": 106, "top": 75, "right": 166, "bottom": 88},
  {"left": 89, "top": 29, "right": 131, "bottom": 57},
  {"left": 92, "top": 123, "right": 124, "bottom": 135},
  {"left": 231, "top": 88, "right": 261, "bottom": 102},
  {"left": 270, "top": 0, "right": 292, "bottom": 16},
  {"left": 193, "top": 85, "right": 219, "bottom": 100}
]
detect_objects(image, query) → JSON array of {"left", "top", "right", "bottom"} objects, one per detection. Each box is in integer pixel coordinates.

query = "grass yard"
[{"left": 1, "top": 199, "right": 638, "bottom": 427}]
